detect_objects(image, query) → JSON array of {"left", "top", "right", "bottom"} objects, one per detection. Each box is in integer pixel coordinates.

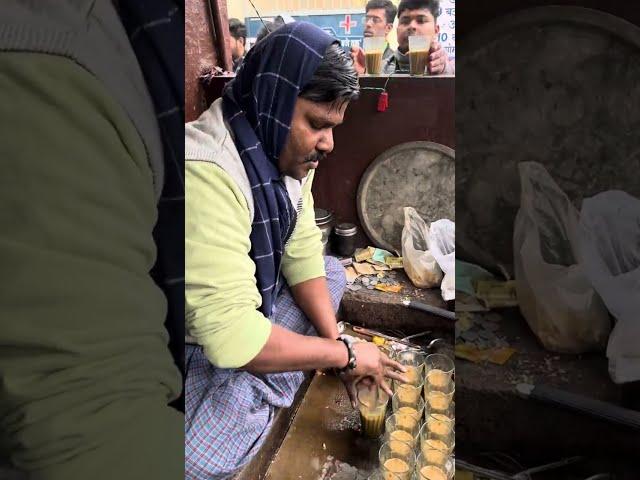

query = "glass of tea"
[
  {"left": 357, "top": 382, "right": 389, "bottom": 438},
  {"left": 425, "top": 381, "right": 454, "bottom": 415},
  {"left": 379, "top": 440, "right": 416, "bottom": 480},
  {"left": 424, "top": 354, "right": 454, "bottom": 396},
  {"left": 393, "top": 349, "right": 425, "bottom": 387},
  {"left": 363, "top": 36, "right": 386, "bottom": 75},
  {"left": 420, "top": 414, "right": 455, "bottom": 455},
  {"left": 408, "top": 35, "right": 431, "bottom": 76},
  {"left": 415, "top": 450, "right": 454, "bottom": 480},
  {"left": 392, "top": 390, "right": 425, "bottom": 422},
  {"left": 384, "top": 411, "right": 421, "bottom": 451}
]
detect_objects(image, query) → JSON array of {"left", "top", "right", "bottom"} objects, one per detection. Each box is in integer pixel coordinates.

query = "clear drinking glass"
[
  {"left": 362, "top": 36, "right": 386, "bottom": 75},
  {"left": 419, "top": 415, "right": 455, "bottom": 456},
  {"left": 379, "top": 440, "right": 416, "bottom": 480},
  {"left": 358, "top": 383, "right": 389, "bottom": 438},
  {"left": 394, "top": 350, "right": 426, "bottom": 388},
  {"left": 415, "top": 451, "right": 454, "bottom": 480},
  {"left": 392, "top": 390, "right": 426, "bottom": 422},
  {"left": 424, "top": 354, "right": 454, "bottom": 395},
  {"left": 396, "top": 380, "right": 425, "bottom": 411},
  {"left": 384, "top": 412, "right": 421, "bottom": 450},
  {"left": 424, "top": 381, "right": 454, "bottom": 415},
  {"left": 408, "top": 35, "right": 431, "bottom": 76}
]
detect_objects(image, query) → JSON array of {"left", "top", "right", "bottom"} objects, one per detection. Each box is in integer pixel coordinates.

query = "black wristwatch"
[{"left": 337, "top": 334, "right": 357, "bottom": 372}]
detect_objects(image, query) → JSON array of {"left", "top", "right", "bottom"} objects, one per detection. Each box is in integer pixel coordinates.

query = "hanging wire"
[
  {"left": 360, "top": 69, "right": 396, "bottom": 96},
  {"left": 247, "top": 0, "right": 268, "bottom": 30}
]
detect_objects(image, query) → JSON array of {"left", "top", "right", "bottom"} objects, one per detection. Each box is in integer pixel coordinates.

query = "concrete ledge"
[
  {"left": 340, "top": 269, "right": 453, "bottom": 334},
  {"left": 457, "top": 309, "right": 639, "bottom": 468}
]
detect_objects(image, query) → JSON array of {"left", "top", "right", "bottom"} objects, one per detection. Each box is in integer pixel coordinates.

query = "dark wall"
[{"left": 313, "top": 76, "right": 455, "bottom": 234}]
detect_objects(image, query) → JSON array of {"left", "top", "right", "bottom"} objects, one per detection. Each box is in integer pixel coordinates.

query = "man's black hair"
[
  {"left": 229, "top": 18, "right": 247, "bottom": 41},
  {"left": 365, "top": 0, "right": 398, "bottom": 25},
  {"left": 299, "top": 43, "right": 360, "bottom": 110},
  {"left": 397, "top": 0, "right": 440, "bottom": 20}
]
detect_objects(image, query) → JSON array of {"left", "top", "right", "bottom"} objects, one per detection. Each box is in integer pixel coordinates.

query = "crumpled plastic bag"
[
  {"left": 401, "top": 207, "right": 442, "bottom": 289},
  {"left": 580, "top": 190, "right": 640, "bottom": 383},
  {"left": 513, "top": 162, "right": 610, "bottom": 353},
  {"left": 429, "top": 219, "right": 455, "bottom": 301}
]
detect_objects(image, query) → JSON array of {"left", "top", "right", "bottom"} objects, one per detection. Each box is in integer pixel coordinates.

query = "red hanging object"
[{"left": 377, "top": 91, "right": 389, "bottom": 112}]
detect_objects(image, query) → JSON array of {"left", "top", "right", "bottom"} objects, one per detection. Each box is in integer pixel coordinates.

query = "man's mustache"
[{"left": 303, "top": 151, "right": 327, "bottom": 163}]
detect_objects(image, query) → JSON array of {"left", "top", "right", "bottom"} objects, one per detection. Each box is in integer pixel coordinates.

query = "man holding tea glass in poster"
[{"left": 353, "top": 0, "right": 454, "bottom": 75}]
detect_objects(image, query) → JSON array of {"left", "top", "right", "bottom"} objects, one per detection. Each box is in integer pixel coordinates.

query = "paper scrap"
[
  {"left": 475, "top": 280, "right": 518, "bottom": 309},
  {"left": 353, "top": 262, "right": 377, "bottom": 276},
  {"left": 372, "top": 248, "right": 393, "bottom": 263},
  {"left": 456, "top": 292, "right": 490, "bottom": 312},
  {"left": 487, "top": 347, "right": 517, "bottom": 365},
  {"left": 456, "top": 312, "right": 475, "bottom": 332},
  {"left": 372, "top": 263, "right": 392, "bottom": 271},
  {"left": 354, "top": 247, "right": 375, "bottom": 262},
  {"left": 384, "top": 256, "right": 404, "bottom": 269},
  {"left": 344, "top": 266, "right": 360, "bottom": 283},
  {"left": 375, "top": 284, "right": 403, "bottom": 294},
  {"left": 455, "top": 343, "right": 517, "bottom": 365}
]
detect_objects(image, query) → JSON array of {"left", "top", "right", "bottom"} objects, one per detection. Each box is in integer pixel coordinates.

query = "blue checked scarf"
[
  {"left": 222, "top": 22, "right": 335, "bottom": 317},
  {"left": 118, "top": 1, "right": 185, "bottom": 392}
]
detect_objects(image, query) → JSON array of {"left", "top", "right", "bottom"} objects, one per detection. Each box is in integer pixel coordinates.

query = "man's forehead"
[
  {"left": 399, "top": 8, "right": 434, "bottom": 19},
  {"left": 366, "top": 8, "right": 386, "bottom": 18},
  {"left": 303, "top": 99, "right": 347, "bottom": 120}
]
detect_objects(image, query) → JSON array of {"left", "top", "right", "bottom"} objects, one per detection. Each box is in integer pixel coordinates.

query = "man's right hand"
[
  {"left": 350, "top": 46, "right": 366, "bottom": 75},
  {"left": 340, "top": 342, "right": 407, "bottom": 407}
]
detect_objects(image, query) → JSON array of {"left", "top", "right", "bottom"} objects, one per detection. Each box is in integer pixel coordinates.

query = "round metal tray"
[
  {"left": 357, "top": 141, "right": 455, "bottom": 253},
  {"left": 456, "top": 6, "right": 640, "bottom": 267}
]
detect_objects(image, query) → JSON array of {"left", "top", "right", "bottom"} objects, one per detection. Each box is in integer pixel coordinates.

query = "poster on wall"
[
  {"left": 245, "top": 12, "right": 366, "bottom": 51},
  {"left": 438, "top": 0, "right": 455, "bottom": 61},
  {"left": 245, "top": 5, "right": 455, "bottom": 61}
]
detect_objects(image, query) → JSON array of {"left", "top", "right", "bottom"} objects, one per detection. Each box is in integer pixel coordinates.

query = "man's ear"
[
  {"left": 240, "top": 37, "right": 246, "bottom": 47},
  {"left": 435, "top": 23, "right": 440, "bottom": 35},
  {"left": 385, "top": 23, "right": 393, "bottom": 35}
]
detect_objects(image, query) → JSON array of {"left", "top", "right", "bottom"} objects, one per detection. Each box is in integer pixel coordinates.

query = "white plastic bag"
[
  {"left": 430, "top": 219, "right": 455, "bottom": 301},
  {"left": 513, "top": 162, "right": 610, "bottom": 353},
  {"left": 580, "top": 191, "right": 640, "bottom": 383},
  {"left": 401, "top": 207, "right": 442, "bottom": 289}
]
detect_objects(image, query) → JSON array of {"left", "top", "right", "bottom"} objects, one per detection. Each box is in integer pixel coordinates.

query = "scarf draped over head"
[{"left": 222, "top": 22, "right": 336, "bottom": 318}]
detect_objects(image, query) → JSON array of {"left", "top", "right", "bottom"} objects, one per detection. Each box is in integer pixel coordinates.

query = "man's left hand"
[{"left": 428, "top": 40, "right": 448, "bottom": 75}]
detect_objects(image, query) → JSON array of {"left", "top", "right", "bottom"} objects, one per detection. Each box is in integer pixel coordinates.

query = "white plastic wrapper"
[
  {"left": 513, "top": 162, "right": 610, "bottom": 353},
  {"left": 401, "top": 207, "right": 442, "bottom": 289},
  {"left": 429, "top": 219, "right": 455, "bottom": 301},
  {"left": 580, "top": 190, "right": 640, "bottom": 384}
]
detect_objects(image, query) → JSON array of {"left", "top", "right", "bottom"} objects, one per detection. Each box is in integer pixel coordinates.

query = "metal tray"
[{"left": 357, "top": 141, "right": 455, "bottom": 253}]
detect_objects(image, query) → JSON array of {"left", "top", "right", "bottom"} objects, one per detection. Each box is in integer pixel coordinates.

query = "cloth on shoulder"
[{"left": 221, "top": 21, "right": 336, "bottom": 318}]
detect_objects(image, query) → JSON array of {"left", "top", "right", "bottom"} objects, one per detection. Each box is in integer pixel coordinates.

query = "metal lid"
[
  {"left": 314, "top": 208, "right": 333, "bottom": 226},
  {"left": 334, "top": 223, "right": 358, "bottom": 236}
]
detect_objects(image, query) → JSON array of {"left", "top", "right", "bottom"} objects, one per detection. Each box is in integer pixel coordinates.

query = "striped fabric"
[
  {"left": 118, "top": 1, "right": 186, "bottom": 386},
  {"left": 221, "top": 22, "right": 335, "bottom": 318},
  {"left": 185, "top": 257, "right": 347, "bottom": 480}
]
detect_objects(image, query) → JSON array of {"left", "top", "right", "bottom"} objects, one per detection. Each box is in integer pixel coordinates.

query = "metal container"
[
  {"left": 314, "top": 208, "right": 334, "bottom": 255},
  {"left": 333, "top": 223, "right": 358, "bottom": 257}
]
